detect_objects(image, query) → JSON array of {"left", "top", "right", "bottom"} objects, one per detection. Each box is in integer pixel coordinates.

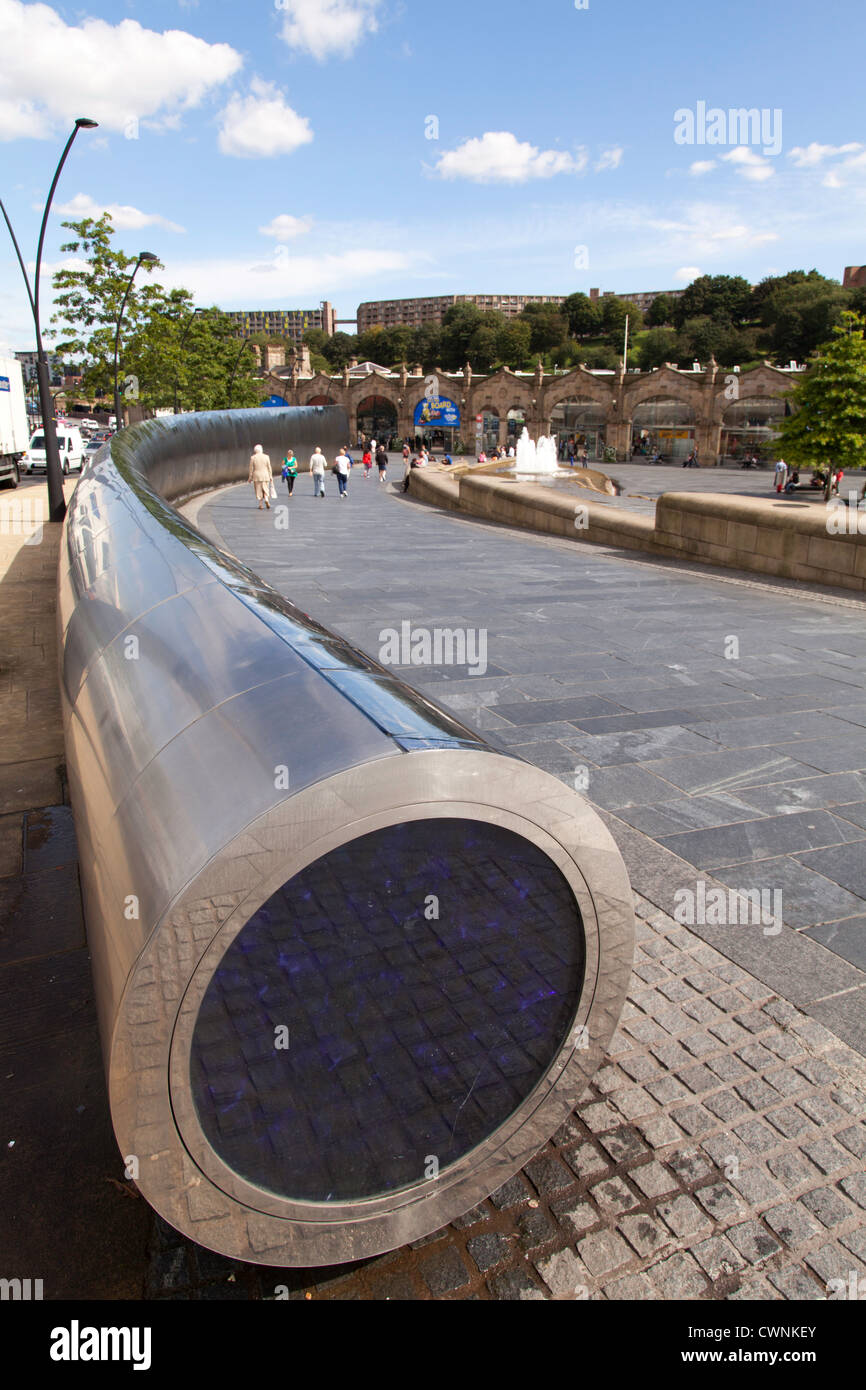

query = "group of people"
[
  {"left": 246, "top": 441, "right": 390, "bottom": 506},
  {"left": 773, "top": 458, "right": 845, "bottom": 495}
]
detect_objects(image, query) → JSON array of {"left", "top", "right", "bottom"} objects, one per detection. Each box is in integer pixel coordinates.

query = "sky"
[{"left": 1, "top": 0, "right": 864, "bottom": 354}]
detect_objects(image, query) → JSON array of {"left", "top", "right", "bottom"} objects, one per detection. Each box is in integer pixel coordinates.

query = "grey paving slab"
[
  {"left": 658, "top": 810, "right": 866, "bottom": 870},
  {"left": 638, "top": 748, "right": 816, "bottom": 797},
  {"left": 793, "top": 845, "right": 866, "bottom": 900},
  {"left": 803, "top": 917, "right": 866, "bottom": 973},
  {"left": 616, "top": 794, "right": 770, "bottom": 836}
]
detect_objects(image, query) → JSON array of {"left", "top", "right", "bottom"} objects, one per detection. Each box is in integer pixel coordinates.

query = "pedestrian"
[
  {"left": 403, "top": 453, "right": 422, "bottom": 493},
  {"left": 832, "top": 467, "right": 844, "bottom": 496},
  {"left": 248, "top": 444, "right": 273, "bottom": 510},
  {"left": 334, "top": 446, "right": 351, "bottom": 498},
  {"left": 363, "top": 448, "right": 372, "bottom": 479},
  {"left": 370, "top": 437, "right": 377, "bottom": 463},
  {"left": 310, "top": 445, "right": 327, "bottom": 498},
  {"left": 402, "top": 442, "right": 410, "bottom": 469},
  {"left": 376, "top": 443, "right": 388, "bottom": 483},
  {"left": 281, "top": 447, "right": 298, "bottom": 496},
  {"left": 774, "top": 458, "right": 788, "bottom": 493}
]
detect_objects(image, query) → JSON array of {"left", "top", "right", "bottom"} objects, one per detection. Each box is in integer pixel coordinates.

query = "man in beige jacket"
[{"left": 248, "top": 444, "right": 273, "bottom": 509}]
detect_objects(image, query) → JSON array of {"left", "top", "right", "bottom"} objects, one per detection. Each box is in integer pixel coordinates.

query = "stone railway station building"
[{"left": 260, "top": 358, "right": 803, "bottom": 465}]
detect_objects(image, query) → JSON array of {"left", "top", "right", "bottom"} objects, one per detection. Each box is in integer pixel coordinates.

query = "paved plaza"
[
  {"left": 135, "top": 460, "right": 866, "bottom": 1300},
  {"left": 2, "top": 467, "right": 864, "bottom": 1301}
]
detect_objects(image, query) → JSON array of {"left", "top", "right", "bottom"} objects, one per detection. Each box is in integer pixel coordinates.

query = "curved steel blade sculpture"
[{"left": 58, "top": 406, "right": 634, "bottom": 1267}]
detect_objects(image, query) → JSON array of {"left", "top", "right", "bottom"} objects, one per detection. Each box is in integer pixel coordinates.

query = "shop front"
[
  {"left": 631, "top": 399, "right": 697, "bottom": 461},
  {"left": 414, "top": 392, "right": 461, "bottom": 451},
  {"left": 720, "top": 396, "right": 787, "bottom": 464},
  {"left": 550, "top": 400, "right": 607, "bottom": 461}
]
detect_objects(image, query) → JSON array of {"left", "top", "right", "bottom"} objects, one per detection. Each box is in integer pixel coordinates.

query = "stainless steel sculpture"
[{"left": 58, "top": 407, "right": 634, "bottom": 1267}]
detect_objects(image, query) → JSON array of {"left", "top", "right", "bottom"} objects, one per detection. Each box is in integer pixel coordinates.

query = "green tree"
[
  {"left": 49, "top": 213, "right": 172, "bottom": 398},
  {"left": 645, "top": 293, "right": 675, "bottom": 328},
  {"left": 672, "top": 275, "right": 752, "bottom": 328},
  {"left": 638, "top": 327, "right": 679, "bottom": 370},
  {"left": 48, "top": 215, "right": 259, "bottom": 413},
  {"left": 562, "top": 292, "right": 601, "bottom": 338},
  {"left": 778, "top": 311, "right": 866, "bottom": 499},
  {"left": 599, "top": 296, "right": 643, "bottom": 344},
  {"left": 760, "top": 279, "right": 850, "bottom": 363},
  {"left": 518, "top": 302, "right": 569, "bottom": 355},
  {"left": 321, "top": 331, "right": 359, "bottom": 369},
  {"left": 495, "top": 318, "right": 532, "bottom": 368}
]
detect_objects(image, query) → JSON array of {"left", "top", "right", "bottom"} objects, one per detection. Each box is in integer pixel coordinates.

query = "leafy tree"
[
  {"left": 495, "top": 318, "right": 532, "bottom": 368},
  {"left": 638, "top": 327, "right": 679, "bottom": 370},
  {"left": 562, "top": 292, "right": 601, "bottom": 338},
  {"left": 759, "top": 279, "right": 850, "bottom": 363},
  {"left": 599, "top": 296, "right": 643, "bottom": 344},
  {"left": 408, "top": 324, "right": 443, "bottom": 372},
  {"left": 321, "top": 332, "right": 359, "bottom": 369},
  {"left": 748, "top": 269, "right": 832, "bottom": 321},
  {"left": 672, "top": 275, "right": 752, "bottom": 329},
  {"left": 48, "top": 215, "right": 258, "bottom": 412},
  {"left": 580, "top": 343, "right": 620, "bottom": 370},
  {"left": 645, "top": 293, "right": 675, "bottom": 328},
  {"left": 518, "top": 302, "right": 568, "bottom": 355},
  {"left": 778, "top": 311, "right": 866, "bottom": 498}
]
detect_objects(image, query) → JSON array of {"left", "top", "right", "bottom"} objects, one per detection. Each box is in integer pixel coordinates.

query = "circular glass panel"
[{"left": 189, "top": 819, "right": 585, "bottom": 1202}]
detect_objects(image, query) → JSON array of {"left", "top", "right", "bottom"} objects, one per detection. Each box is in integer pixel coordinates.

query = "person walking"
[
  {"left": 362, "top": 448, "right": 373, "bottom": 479},
  {"left": 335, "top": 446, "right": 351, "bottom": 499},
  {"left": 774, "top": 458, "right": 788, "bottom": 493},
  {"left": 376, "top": 443, "right": 388, "bottom": 483},
  {"left": 281, "top": 448, "right": 298, "bottom": 497},
  {"left": 310, "top": 445, "right": 327, "bottom": 498},
  {"left": 248, "top": 444, "right": 273, "bottom": 510}
]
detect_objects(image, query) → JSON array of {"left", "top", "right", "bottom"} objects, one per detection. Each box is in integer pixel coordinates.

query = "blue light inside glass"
[{"left": 190, "top": 819, "right": 585, "bottom": 1202}]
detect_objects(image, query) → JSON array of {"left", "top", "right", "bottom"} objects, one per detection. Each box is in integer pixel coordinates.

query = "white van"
[{"left": 21, "top": 425, "right": 86, "bottom": 475}]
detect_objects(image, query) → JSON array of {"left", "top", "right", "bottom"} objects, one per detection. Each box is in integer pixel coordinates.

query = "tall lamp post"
[
  {"left": 0, "top": 117, "right": 98, "bottom": 522},
  {"left": 227, "top": 336, "right": 257, "bottom": 407},
  {"left": 173, "top": 307, "right": 206, "bottom": 415},
  {"left": 113, "top": 251, "right": 157, "bottom": 431}
]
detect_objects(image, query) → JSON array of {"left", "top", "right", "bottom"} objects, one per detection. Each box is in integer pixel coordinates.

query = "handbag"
[{"left": 269, "top": 481, "right": 277, "bottom": 499}]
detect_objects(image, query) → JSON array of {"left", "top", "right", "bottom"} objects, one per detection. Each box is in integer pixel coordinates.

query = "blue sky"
[{"left": 1, "top": 0, "right": 864, "bottom": 353}]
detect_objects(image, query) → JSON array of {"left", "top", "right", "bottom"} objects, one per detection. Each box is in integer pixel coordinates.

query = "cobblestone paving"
[{"left": 147, "top": 891, "right": 866, "bottom": 1301}]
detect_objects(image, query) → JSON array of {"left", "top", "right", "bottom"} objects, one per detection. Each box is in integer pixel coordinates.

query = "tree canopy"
[
  {"left": 48, "top": 214, "right": 259, "bottom": 413},
  {"left": 778, "top": 311, "right": 866, "bottom": 476}
]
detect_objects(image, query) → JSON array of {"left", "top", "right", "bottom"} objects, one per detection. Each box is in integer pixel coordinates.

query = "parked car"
[{"left": 21, "top": 425, "right": 86, "bottom": 475}]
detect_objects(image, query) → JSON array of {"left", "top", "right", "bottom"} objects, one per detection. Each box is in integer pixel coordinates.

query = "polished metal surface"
[{"left": 58, "top": 407, "right": 635, "bottom": 1267}]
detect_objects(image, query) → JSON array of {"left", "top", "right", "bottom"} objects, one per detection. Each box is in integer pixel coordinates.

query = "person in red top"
[{"left": 362, "top": 449, "right": 372, "bottom": 479}]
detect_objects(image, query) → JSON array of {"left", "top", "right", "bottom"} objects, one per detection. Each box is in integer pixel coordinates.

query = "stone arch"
[{"left": 543, "top": 368, "right": 615, "bottom": 416}]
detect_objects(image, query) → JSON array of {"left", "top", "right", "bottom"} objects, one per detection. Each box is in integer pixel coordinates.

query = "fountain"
[{"left": 512, "top": 426, "right": 561, "bottom": 474}]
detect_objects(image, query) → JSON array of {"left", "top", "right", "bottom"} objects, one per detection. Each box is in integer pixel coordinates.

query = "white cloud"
[
  {"left": 160, "top": 246, "right": 411, "bottom": 305},
  {"left": 217, "top": 78, "right": 313, "bottom": 159},
  {"left": 0, "top": 0, "right": 242, "bottom": 140},
  {"left": 674, "top": 266, "right": 702, "bottom": 283},
  {"left": 277, "top": 0, "right": 382, "bottom": 60},
  {"left": 259, "top": 214, "right": 313, "bottom": 239},
  {"left": 435, "top": 132, "right": 585, "bottom": 184},
  {"left": 595, "top": 147, "right": 623, "bottom": 172},
  {"left": 55, "top": 193, "right": 185, "bottom": 234},
  {"left": 689, "top": 160, "right": 716, "bottom": 176},
  {"left": 721, "top": 146, "right": 774, "bottom": 182},
  {"left": 788, "top": 141, "right": 862, "bottom": 167}
]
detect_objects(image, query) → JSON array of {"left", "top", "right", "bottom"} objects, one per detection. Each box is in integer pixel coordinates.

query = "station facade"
[{"left": 260, "top": 359, "right": 802, "bottom": 464}]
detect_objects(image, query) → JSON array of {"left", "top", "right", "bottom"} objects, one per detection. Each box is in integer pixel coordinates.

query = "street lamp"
[
  {"left": 113, "top": 251, "right": 157, "bottom": 431},
  {"left": 0, "top": 116, "right": 98, "bottom": 522},
  {"left": 173, "top": 307, "right": 207, "bottom": 414},
  {"left": 227, "top": 336, "right": 256, "bottom": 408}
]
